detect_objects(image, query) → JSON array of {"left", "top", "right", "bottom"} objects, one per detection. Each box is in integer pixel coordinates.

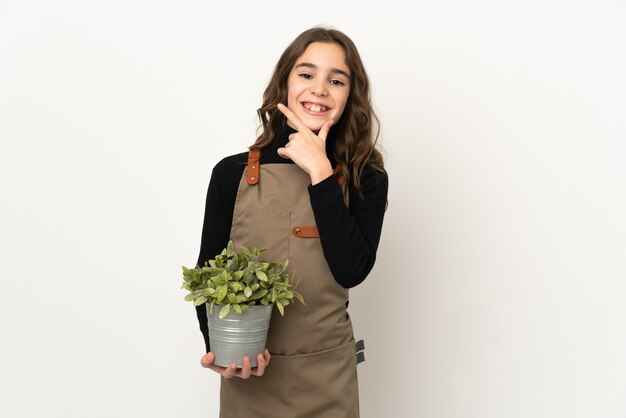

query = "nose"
[{"left": 311, "top": 81, "right": 328, "bottom": 96}]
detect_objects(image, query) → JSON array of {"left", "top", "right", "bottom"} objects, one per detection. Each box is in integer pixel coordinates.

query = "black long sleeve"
[
  {"left": 193, "top": 123, "right": 388, "bottom": 352},
  {"left": 194, "top": 153, "right": 245, "bottom": 352},
  {"left": 308, "top": 165, "right": 388, "bottom": 288}
]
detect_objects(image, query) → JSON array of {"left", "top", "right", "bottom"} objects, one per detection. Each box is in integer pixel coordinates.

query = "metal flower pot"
[{"left": 207, "top": 303, "right": 273, "bottom": 368}]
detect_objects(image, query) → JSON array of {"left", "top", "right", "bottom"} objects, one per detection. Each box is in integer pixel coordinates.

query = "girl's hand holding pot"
[{"left": 200, "top": 349, "right": 271, "bottom": 379}]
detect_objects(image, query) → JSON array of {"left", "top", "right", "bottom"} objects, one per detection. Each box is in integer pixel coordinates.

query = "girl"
[{"left": 195, "top": 26, "right": 388, "bottom": 418}]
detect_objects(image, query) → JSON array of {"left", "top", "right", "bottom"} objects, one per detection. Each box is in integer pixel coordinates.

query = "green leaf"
[
  {"left": 241, "top": 246, "right": 253, "bottom": 259},
  {"left": 294, "top": 290, "right": 305, "bottom": 305},
  {"left": 184, "top": 293, "right": 196, "bottom": 302},
  {"left": 244, "top": 287, "right": 253, "bottom": 298},
  {"left": 217, "top": 285, "right": 227, "bottom": 303},
  {"left": 219, "top": 303, "right": 231, "bottom": 319},
  {"left": 232, "top": 304, "right": 242, "bottom": 314},
  {"left": 276, "top": 300, "right": 284, "bottom": 316},
  {"left": 251, "top": 289, "right": 268, "bottom": 300},
  {"left": 273, "top": 281, "right": 290, "bottom": 288},
  {"left": 193, "top": 296, "right": 209, "bottom": 306},
  {"left": 230, "top": 282, "right": 243, "bottom": 292},
  {"left": 233, "top": 271, "right": 243, "bottom": 280},
  {"left": 256, "top": 270, "right": 268, "bottom": 282}
]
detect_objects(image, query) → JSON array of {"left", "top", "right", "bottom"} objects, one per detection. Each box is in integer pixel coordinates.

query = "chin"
[
  {"left": 298, "top": 120, "right": 321, "bottom": 132},
  {"left": 307, "top": 118, "right": 331, "bottom": 131}
]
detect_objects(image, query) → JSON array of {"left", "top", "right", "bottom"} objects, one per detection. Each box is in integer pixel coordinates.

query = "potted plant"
[{"left": 181, "top": 240, "right": 304, "bottom": 367}]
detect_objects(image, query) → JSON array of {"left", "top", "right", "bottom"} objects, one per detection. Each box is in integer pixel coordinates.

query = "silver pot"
[{"left": 207, "top": 303, "right": 273, "bottom": 368}]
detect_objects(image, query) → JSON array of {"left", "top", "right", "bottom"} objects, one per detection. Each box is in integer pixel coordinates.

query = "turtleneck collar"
[{"left": 273, "top": 121, "right": 340, "bottom": 166}]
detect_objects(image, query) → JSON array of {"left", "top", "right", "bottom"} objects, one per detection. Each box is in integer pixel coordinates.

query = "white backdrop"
[{"left": 1, "top": 0, "right": 625, "bottom": 417}]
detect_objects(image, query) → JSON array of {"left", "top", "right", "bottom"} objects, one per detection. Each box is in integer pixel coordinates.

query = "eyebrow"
[{"left": 294, "top": 62, "right": 351, "bottom": 79}]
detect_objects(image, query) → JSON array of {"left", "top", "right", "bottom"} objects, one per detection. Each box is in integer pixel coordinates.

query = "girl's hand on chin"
[{"left": 276, "top": 103, "right": 334, "bottom": 185}]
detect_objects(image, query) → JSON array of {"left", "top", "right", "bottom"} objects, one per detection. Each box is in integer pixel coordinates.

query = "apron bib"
[{"left": 219, "top": 149, "right": 360, "bottom": 418}]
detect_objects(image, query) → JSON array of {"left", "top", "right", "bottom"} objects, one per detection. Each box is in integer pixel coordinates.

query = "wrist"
[{"left": 309, "top": 161, "right": 334, "bottom": 185}]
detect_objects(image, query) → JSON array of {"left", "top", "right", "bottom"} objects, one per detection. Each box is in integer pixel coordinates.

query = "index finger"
[{"left": 277, "top": 103, "right": 311, "bottom": 134}]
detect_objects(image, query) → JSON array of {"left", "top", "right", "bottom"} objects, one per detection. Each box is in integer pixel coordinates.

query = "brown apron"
[{"left": 219, "top": 149, "right": 360, "bottom": 418}]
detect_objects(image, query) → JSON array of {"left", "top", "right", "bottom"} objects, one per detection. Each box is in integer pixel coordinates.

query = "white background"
[{"left": 1, "top": 0, "right": 625, "bottom": 417}]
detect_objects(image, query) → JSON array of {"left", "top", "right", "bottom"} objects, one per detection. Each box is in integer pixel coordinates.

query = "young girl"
[{"left": 195, "top": 26, "right": 388, "bottom": 418}]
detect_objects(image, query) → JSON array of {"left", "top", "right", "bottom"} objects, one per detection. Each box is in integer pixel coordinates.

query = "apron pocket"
[
  {"left": 285, "top": 339, "right": 360, "bottom": 418},
  {"left": 240, "top": 205, "right": 290, "bottom": 263}
]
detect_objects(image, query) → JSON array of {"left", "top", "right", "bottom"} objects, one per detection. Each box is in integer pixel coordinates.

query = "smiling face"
[{"left": 286, "top": 42, "right": 351, "bottom": 133}]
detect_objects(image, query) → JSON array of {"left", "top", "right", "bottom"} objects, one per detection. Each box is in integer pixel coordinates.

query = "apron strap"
[{"left": 246, "top": 148, "right": 261, "bottom": 185}]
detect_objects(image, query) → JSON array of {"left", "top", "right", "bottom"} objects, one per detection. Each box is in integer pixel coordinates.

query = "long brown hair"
[{"left": 251, "top": 26, "right": 385, "bottom": 199}]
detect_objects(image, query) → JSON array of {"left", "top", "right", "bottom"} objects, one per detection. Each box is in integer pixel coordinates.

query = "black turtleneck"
[{"left": 194, "top": 122, "right": 389, "bottom": 352}]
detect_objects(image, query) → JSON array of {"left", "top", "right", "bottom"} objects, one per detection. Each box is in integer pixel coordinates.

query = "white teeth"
[{"left": 303, "top": 103, "right": 328, "bottom": 112}]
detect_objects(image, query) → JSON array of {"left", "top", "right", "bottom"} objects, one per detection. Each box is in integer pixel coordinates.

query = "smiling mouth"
[{"left": 301, "top": 102, "right": 330, "bottom": 113}]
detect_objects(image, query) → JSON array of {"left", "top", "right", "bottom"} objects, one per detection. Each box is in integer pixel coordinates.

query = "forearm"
[
  {"left": 194, "top": 156, "right": 244, "bottom": 352},
  {"left": 308, "top": 168, "right": 388, "bottom": 288}
]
